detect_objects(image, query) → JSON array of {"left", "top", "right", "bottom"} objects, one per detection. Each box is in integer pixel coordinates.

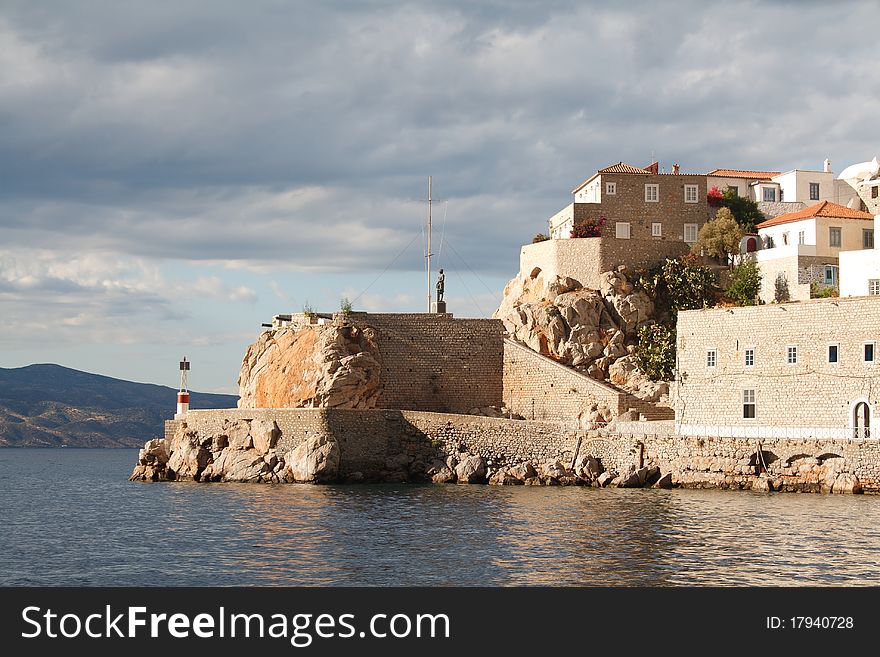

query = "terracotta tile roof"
[
  {"left": 597, "top": 162, "right": 651, "bottom": 174},
  {"left": 707, "top": 168, "right": 781, "bottom": 179},
  {"left": 756, "top": 201, "right": 875, "bottom": 228},
  {"left": 572, "top": 162, "right": 651, "bottom": 193}
]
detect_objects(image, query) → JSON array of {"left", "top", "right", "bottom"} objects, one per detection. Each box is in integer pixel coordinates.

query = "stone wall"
[
  {"left": 674, "top": 297, "right": 880, "bottom": 436},
  {"left": 519, "top": 237, "right": 690, "bottom": 292},
  {"left": 582, "top": 433, "right": 880, "bottom": 493},
  {"left": 165, "top": 409, "right": 880, "bottom": 492},
  {"left": 757, "top": 201, "right": 805, "bottom": 218},
  {"left": 755, "top": 254, "right": 812, "bottom": 302},
  {"left": 502, "top": 338, "right": 628, "bottom": 423},
  {"left": 175, "top": 408, "right": 579, "bottom": 477},
  {"left": 343, "top": 313, "right": 504, "bottom": 414}
]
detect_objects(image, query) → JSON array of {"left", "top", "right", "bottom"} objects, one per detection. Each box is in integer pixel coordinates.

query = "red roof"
[
  {"left": 707, "top": 168, "right": 780, "bottom": 179},
  {"left": 597, "top": 162, "right": 651, "bottom": 174},
  {"left": 757, "top": 201, "right": 875, "bottom": 229},
  {"left": 572, "top": 161, "right": 699, "bottom": 193}
]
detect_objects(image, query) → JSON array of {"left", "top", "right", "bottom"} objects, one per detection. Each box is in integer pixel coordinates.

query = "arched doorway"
[{"left": 854, "top": 401, "right": 871, "bottom": 439}]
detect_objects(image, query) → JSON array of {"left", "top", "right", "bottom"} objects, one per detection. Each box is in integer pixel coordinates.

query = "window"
[
  {"left": 743, "top": 389, "right": 756, "bottom": 419},
  {"left": 865, "top": 342, "right": 876, "bottom": 363},
  {"left": 684, "top": 223, "right": 698, "bottom": 243},
  {"left": 864, "top": 229, "right": 874, "bottom": 249},
  {"left": 787, "top": 345, "right": 798, "bottom": 364},
  {"left": 645, "top": 184, "right": 659, "bottom": 202},
  {"left": 809, "top": 182, "right": 820, "bottom": 200},
  {"left": 615, "top": 222, "right": 631, "bottom": 239},
  {"left": 798, "top": 231, "right": 805, "bottom": 245},
  {"left": 782, "top": 232, "right": 789, "bottom": 246},
  {"left": 651, "top": 222, "right": 662, "bottom": 237},
  {"left": 606, "top": 182, "right": 617, "bottom": 195},
  {"left": 744, "top": 348, "right": 754, "bottom": 367},
  {"left": 830, "top": 227, "right": 841, "bottom": 247},
  {"left": 707, "top": 349, "right": 717, "bottom": 368},
  {"left": 828, "top": 344, "right": 839, "bottom": 364},
  {"left": 765, "top": 235, "right": 775, "bottom": 248},
  {"left": 727, "top": 185, "right": 738, "bottom": 197},
  {"left": 870, "top": 279, "right": 880, "bottom": 295},
  {"left": 763, "top": 187, "right": 776, "bottom": 202},
  {"left": 824, "top": 266, "right": 836, "bottom": 285},
  {"left": 873, "top": 186, "right": 878, "bottom": 199},
  {"left": 684, "top": 184, "right": 699, "bottom": 203}
]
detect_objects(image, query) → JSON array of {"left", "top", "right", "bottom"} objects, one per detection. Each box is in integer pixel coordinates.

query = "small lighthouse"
[{"left": 175, "top": 356, "right": 190, "bottom": 419}]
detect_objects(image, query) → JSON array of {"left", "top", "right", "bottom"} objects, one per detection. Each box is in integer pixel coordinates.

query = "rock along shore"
[{"left": 130, "top": 410, "right": 871, "bottom": 493}]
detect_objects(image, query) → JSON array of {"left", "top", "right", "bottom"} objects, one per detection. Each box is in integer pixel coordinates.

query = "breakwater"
[{"left": 132, "top": 409, "right": 878, "bottom": 493}]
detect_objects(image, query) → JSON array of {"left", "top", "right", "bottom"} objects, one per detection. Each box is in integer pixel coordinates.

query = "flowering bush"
[
  {"left": 707, "top": 186, "right": 724, "bottom": 207},
  {"left": 570, "top": 216, "right": 606, "bottom": 238}
]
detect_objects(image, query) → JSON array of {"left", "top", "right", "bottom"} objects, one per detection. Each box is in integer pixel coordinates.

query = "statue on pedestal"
[{"left": 436, "top": 269, "right": 445, "bottom": 302}]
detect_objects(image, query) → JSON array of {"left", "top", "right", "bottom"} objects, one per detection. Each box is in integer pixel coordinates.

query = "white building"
[
  {"left": 751, "top": 201, "right": 875, "bottom": 302},
  {"left": 839, "top": 215, "right": 880, "bottom": 298}
]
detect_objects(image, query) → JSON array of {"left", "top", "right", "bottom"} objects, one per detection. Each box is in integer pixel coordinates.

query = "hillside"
[{"left": 0, "top": 364, "right": 238, "bottom": 447}]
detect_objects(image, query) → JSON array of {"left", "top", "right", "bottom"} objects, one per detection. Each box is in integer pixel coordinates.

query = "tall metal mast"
[{"left": 426, "top": 176, "right": 433, "bottom": 312}]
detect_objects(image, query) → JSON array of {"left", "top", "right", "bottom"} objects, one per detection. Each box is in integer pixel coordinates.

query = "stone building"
[
  {"left": 750, "top": 201, "right": 875, "bottom": 302},
  {"left": 674, "top": 297, "right": 880, "bottom": 439},
  {"left": 549, "top": 161, "right": 709, "bottom": 248}
]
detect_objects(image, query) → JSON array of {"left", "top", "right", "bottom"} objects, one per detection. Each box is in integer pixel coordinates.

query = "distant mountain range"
[{"left": 0, "top": 364, "right": 238, "bottom": 448}]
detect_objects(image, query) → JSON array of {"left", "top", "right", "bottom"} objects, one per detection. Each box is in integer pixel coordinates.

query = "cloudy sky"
[{"left": 1, "top": 0, "right": 877, "bottom": 394}]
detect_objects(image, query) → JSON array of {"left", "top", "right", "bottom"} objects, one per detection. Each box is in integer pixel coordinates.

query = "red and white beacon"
[{"left": 175, "top": 356, "right": 190, "bottom": 419}]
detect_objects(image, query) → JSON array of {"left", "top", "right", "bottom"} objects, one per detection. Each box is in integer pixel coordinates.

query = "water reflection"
[{"left": 2, "top": 449, "right": 880, "bottom": 586}]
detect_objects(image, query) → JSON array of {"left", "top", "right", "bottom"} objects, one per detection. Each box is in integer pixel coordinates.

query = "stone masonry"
[
  {"left": 675, "top": 297, "right": 880, "bottom": 437},
  {"left": 502, "top": 339, "right": 668, "bottom": 424},
  {"left": 344, "top": 313, "right": 504, "bottom": 414},
  {"left": 519, "top": 237, "right": 690, "bottom": 291},
  {"left": 159, "top": 409, "right": 879, "bottom": 492},
  {"left": 573, "top": 170, "right": 708, "bottom": 242}
]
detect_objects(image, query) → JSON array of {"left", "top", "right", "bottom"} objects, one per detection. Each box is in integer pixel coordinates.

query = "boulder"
[
  {"left": 654, "top": 472, "right": 674, "bottom": 489},
  {"left": 285, "top": 435, "right": 340, "bottom": 483},
  {"left": 509, "top": 462, "right": 538, "bottom": 481},
  {"left": 238, "top": 324, "right": 382, "bottom": 410},
  {"left": 138, "top": 438, "right": 169, "bottom": 465},
  {"left": 831, "top": 473, "right": 862, "bottom": 494},
  {"left": 207, "top": 449, "right": 269, "bottom": 482},
  {"left": 251, "top": 419, "right": 280, "bottom": 455},
  {"left": 454, "top": 456, "right": 487, "bottom": 484},
  {"left": 597, "top": 471, "right": 615, "bottom": 487},
  {"left": 166, "top": 425, "right": 210, "bottom": 480},
  {"left": 224, "top": 419, "right": 253, "bottom": 450}
]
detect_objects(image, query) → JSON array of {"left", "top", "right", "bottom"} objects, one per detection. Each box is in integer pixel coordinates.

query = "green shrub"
[
  {"left": 727, "top": 260, "right": 761, "bottom": 306},
  {"left": 635, "top": 324, "right": 676, "bottom": 382}
]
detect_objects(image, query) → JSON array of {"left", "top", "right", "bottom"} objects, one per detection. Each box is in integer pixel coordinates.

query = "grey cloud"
[{"left": 1, "top": 0, "right": 878, "bottom": 278}]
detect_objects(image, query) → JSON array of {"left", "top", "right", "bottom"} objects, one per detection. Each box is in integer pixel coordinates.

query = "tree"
[
  {"left": 635, "top": 324, "right": 676, "bottom": 381},
  {"left": 691, "top": 207, "right": 744, "bottom": 264},
  {"left": 636, "top": 256, "right": 718, "bottom": 323},
  {"left": 720, "top": 187, "right": 765, "bottom": 232},
  {"left": 726, "top": 260, "right": 761, "bottom": 306}
]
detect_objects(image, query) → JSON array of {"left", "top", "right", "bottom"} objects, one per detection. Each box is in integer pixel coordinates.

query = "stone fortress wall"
[
  {"left": 519, "top": 238, "right": 689, "bottom": 291},
  {"left": 343, "top": 312, "right": 505, "bottom": 414},
  {"left": 165, "top": 409, "right": 880, "bottom": 492}
]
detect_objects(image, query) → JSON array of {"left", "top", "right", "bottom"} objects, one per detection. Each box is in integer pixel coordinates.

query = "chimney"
[
  {"left": 823, "top": 158, "right": 832, "bottom": 173},
  {"left": 673, "top": 163, "right": 680, "bottom": 175}
]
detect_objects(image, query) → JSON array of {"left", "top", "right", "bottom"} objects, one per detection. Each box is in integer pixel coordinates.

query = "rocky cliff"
[
  {"left": 237, "top": 324, "right": 382, "bottom": 409},
  {"left": 493, "top": 266, "right": 669, "bottom": 403}
]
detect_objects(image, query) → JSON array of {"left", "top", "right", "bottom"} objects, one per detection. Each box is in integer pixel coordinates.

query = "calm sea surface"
[{"left": 2, "top": 448, "right": 880, "bottom": 586}]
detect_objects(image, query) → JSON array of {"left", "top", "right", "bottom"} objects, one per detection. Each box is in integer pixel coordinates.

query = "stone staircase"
[{"left": 503, "top": 338, "right": 674, "bottom": 422}]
